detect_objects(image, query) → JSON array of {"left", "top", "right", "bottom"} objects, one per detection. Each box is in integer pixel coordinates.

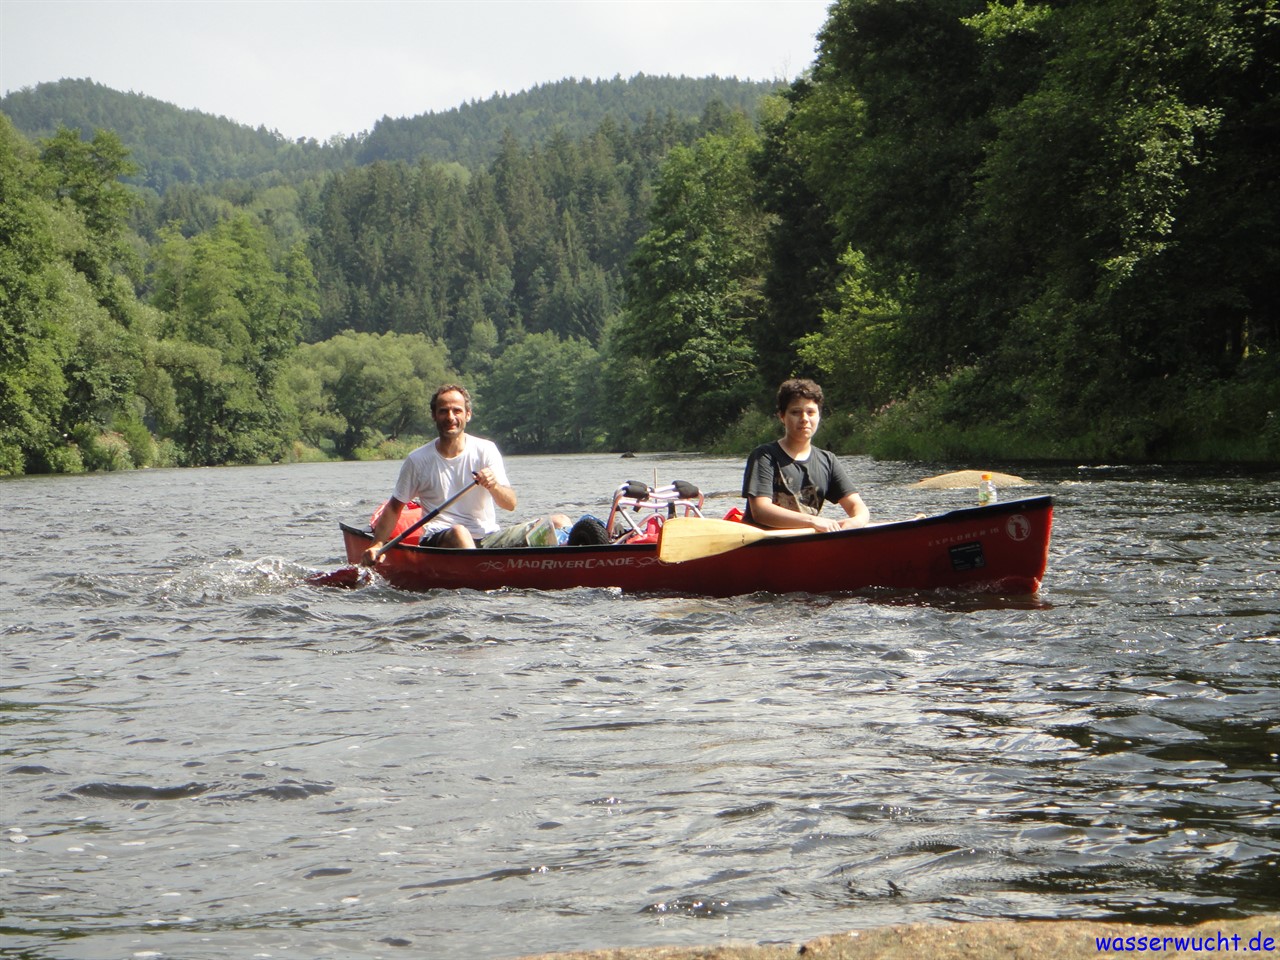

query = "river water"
[{"left": 2, "top": 454, "right": 1277, "bottom": 959}]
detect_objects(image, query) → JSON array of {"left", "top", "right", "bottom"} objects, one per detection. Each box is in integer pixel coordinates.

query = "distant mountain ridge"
[
  {"left": 0, "top": 79, "right": 345, "bottom": 191},
  {"left": 355, "top": 73, "right": 785, "bottom": 167},
  {"left": 0, "top": 75, "right": 784, "bottom": 191}
]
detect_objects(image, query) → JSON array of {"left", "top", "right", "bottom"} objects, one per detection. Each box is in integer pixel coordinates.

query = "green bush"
[
  {"left": 0, "top": 443, "right": 24, "bottom": 477},
  {"left": 152, "top": 438, "right": 181, "bottom": 468},
  {"left": 706, "top": 408, "right": 777, "bottom": 455},
  {"left": 115, "top": 414, "right": 157, "bottom": 467},
  {"left": 45, "top": 443, "right": 86, "bottom": 474},
  {"left": 70, "top": 426, "right": 133, "bottom": 472},
  {"left": 865, "top": 386, "right": 1057, "bottom": 461},
  {"left": 353, "top": 434, "right": 422, "bottom": 461},
  {"left": 282, "top": 440, "right": 334, "bottom": 463}
]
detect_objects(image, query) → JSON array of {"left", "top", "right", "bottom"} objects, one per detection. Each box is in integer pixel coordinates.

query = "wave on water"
[
  {"left": 18, "top": 558, "right": 338, "bottom": 611},
  {"left": 155, "top": 556, "right": 325, "bottom": 600},
  {"left": 142, "top": 557, "right": 411, "bottom": 610},
  {"left": 36, "top": 776, "right": 340, "bottom": 805}
]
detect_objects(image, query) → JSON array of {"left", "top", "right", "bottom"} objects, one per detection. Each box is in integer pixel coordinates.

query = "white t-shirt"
[{"left": 391, "top": 436, "right": 509, "bottom": 539}]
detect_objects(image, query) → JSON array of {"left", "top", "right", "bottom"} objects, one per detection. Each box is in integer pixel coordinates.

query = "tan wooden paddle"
[{"left": 657, "top": 516, "right": 811, "bottom": 564}]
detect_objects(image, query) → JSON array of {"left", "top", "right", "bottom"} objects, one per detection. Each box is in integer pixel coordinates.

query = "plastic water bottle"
[{"left": 978, "top": 472, "right": 998, "bottom": 506}]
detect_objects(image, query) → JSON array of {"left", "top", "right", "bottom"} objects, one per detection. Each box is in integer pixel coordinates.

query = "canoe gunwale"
[{"left": 340, "top": 495, "right": 1055, "bottom": 556}]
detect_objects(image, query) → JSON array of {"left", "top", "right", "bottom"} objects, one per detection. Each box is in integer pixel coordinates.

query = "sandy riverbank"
[{"left": 519, "top": 915, "right": 1280, "bottom": 960}]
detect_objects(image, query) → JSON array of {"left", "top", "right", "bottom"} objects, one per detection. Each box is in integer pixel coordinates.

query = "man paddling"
[
  {"left": 362, "top": 384, "right": 517, "bottom": 565},
  {"left": 741, "top": 378, "right": 870, "bottom": 532}
]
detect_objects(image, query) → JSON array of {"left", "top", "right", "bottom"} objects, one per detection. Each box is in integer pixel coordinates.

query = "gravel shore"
[{"left": 518, "top": 915, "right": 1280, "bottom": 960}]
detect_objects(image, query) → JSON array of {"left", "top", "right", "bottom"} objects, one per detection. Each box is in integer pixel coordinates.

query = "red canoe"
[{"left": 334, "top": 495, "right": 1053, "bottom": 597}]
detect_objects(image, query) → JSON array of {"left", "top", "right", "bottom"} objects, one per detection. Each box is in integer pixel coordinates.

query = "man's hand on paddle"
[
  {"left": 472, "top": 469, "right": 518, "bottom": 512},
  {"left": 361, "top": 498, "right": 404, "bottom": 567}
]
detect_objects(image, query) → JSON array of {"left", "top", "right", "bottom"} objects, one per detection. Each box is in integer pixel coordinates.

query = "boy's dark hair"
[
  {"left": 776, "top": 378, "right": 824, "bottom": 414},
  {"left": 431, "top": 383, "right": 473, "bottom": 413}
]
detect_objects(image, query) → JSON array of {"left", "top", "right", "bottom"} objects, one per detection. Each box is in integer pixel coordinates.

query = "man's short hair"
[
  {"left": 776, "top": 378, "right": 824, "bottom": 414},
  {"left": 431, "top": 384, "right": 473, "bottom": 413}
]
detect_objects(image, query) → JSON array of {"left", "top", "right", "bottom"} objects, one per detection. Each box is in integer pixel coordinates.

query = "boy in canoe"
[{"left": 741, "top": 378, "right": 870, "bottom": 532}]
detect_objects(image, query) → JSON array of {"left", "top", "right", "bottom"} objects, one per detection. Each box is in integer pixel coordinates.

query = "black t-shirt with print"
[{"left": 740, "top": 440, "right": 857, "bottom": 525}]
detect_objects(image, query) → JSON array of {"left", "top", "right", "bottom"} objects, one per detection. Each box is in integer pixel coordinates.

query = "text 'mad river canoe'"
[{"left": 332, "top": 495, "right": 1053, "bottom": 597}]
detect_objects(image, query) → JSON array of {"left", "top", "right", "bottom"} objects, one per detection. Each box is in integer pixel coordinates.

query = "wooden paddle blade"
[
  {"left": 657, "top": 517, "right": 806, "bottom": 564},
  {"left": 305, "top": 566, "right": 369, "bottom": 589}
]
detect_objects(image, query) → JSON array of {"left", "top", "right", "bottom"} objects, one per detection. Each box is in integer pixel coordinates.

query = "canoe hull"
[{"left": 338, "top": 496, "right": 1053, "bottom": 597}]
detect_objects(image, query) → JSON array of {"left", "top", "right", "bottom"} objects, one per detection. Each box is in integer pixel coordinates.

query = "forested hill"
[
  {"left": 0, "top": 75, "right": 782, "bottom": 191},
  {"left": 0, "top": 79, "right": 351, "bottom": 191},
  {"left": 355, "top": 74, "right": 784, "bottom": 167}
]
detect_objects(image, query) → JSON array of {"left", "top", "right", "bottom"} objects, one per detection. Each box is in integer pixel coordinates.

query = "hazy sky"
[{"left": 1, "top": 0, "right": 832, "bottom": 141}]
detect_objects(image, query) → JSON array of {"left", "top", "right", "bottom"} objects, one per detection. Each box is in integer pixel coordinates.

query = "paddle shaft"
[{"left": 372, "top": 479, "right": 479, "bottom": 560}]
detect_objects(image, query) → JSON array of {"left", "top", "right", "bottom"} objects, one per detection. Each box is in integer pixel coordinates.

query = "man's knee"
[
  {"left": 446, "top": 524, "right": 476, "bottom": 548},
  {"left": 422, "top": 524, "right": 477, "bottom": 548}
]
